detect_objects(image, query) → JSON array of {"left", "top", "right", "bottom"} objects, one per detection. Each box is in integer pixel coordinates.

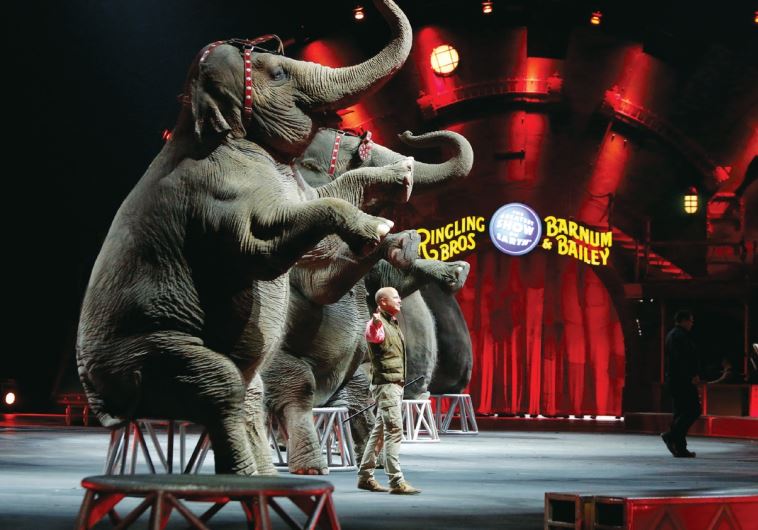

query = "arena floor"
[{"left": 1, "top": 422, "right": 756, "bottom": 529}]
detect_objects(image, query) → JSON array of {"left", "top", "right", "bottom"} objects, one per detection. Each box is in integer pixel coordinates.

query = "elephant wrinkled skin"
[
  {"left": 262, "top": 128, "right": 473, "bottom": 473},
  {"left": 76, "top": 0, "right": 412, "bottom": 475}
]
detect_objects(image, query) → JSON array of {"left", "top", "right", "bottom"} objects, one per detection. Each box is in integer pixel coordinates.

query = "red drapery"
[{"left": 457, "top": 249, "right": 625, "bottom": 416}]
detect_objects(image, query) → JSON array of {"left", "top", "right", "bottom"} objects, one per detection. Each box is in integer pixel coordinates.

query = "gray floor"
[{"left": 0, "top": 425, "right": 756, "bottom": 529}]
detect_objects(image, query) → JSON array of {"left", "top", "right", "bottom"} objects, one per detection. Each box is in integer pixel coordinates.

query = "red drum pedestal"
[{"left": 76, "top": 474, "right": 340, "bottom": 530}]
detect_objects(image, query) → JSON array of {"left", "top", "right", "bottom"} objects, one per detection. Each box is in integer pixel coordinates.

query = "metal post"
[
  {"left": 744, "top": 301, "right": 750, "bottom": 378},
  {"left": 644, "top": 218, "right": 651, "bottom": 279},
  {"left": 660, "top": 300, "right": 667, "bottom": 385}
]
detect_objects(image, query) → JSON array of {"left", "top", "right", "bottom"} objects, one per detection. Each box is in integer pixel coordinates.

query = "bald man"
[{"left": 357, "top": 287, "right": 421, "bottom": 495}]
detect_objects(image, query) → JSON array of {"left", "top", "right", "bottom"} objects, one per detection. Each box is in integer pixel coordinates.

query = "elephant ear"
[{"left": 189, "top": 52, "right": 247, "bottom": 141}]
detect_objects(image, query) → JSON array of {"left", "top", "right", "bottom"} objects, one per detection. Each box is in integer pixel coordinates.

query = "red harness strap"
[
  {"left": 327, "top": 129, "right": 374, "bottom": 176},
  {"left": 191, "top": 35, "right": 284, "bottom": 129},
  {"left": 328, "top": 131, "right": 346, "bottom": 176}
]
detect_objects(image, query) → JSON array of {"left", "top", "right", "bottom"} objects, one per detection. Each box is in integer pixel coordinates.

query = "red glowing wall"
[
  {"left": 457, "top": 250, "right": 625, "bottom": 416},
  {"left": 293, "top": 20, "right": 755, "bottom": 417}
]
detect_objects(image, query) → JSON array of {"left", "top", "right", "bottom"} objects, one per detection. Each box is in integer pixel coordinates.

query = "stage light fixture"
[
  {"left": 430, "top": 44, "right": 460, "bottom": 76},
  {"left": 1, "top": 379, "right": 18, "bottom": 408},
  {"left": 590, "top": 11, "right": 602, "bottom": 25},
  {"left": 754, "top": 11, "right": 758, "bottom": 25},
  {"left": 353, "top": 5, "right": 365, "bottom": 21},
  {"left": 161, "top": 129, "right": 172, "bottom": 142},
  {"left": 684, "top": 187, "right": 698, "bottom": 214},
  {"left": 482, "top": 1, "right": 493, "bottom": 15}
]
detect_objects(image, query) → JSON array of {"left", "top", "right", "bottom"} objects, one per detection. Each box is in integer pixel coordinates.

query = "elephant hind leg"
[
  {"left": 135, "top": 336, "right": 256, "bottom": 475},
  {"left": 264, "top": 354, "right": 327, "bottom": 475},
  {"left": 329, "top": 367, "right": 374, "bottom": 467},
  {"left": 243, "top": 373, "right": 278, "bottom": 475}
]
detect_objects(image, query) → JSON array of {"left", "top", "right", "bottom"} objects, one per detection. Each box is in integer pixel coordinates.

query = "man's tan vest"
[{"left": 368, "top": 310, "right": 406, "bottom": 385}]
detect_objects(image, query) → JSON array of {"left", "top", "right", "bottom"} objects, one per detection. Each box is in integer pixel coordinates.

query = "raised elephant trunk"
[
  {"left": 295, "top": 0, "right": 412, "bottom": 110},
  {"left": 372, "top": 130, "right": 475, "bottom": 191}
]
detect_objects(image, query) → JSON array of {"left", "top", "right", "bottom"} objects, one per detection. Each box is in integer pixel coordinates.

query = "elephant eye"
[{"left": 270, "top": 67, "right": 287, "bottom": 82}]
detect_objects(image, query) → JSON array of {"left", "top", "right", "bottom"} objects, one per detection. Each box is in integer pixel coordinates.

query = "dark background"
[{"left": 5, "top": 0, "right": 757, "bottom": 411}]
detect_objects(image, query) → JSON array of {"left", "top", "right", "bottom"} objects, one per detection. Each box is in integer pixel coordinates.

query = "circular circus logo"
[{"left": 489, "top": 203, "right": 542, "bottom": 256}]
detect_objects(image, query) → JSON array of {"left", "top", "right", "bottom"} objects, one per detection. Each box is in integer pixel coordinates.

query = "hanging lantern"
[{"left": 684, "top": 187, "right": 698, "bottom": 214}]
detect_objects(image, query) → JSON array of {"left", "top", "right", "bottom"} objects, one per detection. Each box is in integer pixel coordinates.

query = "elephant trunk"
[
  {"left": 296, "top": 0, "right": 412, "bottom": 110},
  {"left": 372, "top": 130, "right": 475, "bottom": 191}
]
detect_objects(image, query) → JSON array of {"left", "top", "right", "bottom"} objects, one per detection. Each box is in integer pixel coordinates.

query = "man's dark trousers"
[{"left": 669, "top": 384, "right": 701, "bottom": 450}]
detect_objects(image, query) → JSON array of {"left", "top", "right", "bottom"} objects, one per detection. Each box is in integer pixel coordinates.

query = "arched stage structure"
[{"left": 4, "top": 1, "right": 756, "bottom": 528}]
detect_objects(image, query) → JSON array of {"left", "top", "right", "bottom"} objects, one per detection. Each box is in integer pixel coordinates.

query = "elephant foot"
[
  {"left": 229, "top": 461, "right": 258, "bottom": 476},
  {"left": 417, "top": 259, "right": 471, "bottom": 293},
  {"left": 385, "top": 230, "right": 421, "bottom": 270},
  {"left": 344, "top": 213, "right": 394, "bottom": 256},
  {"left": 385, "top": 156, "right": 414, "bottom": 202},
  {"left": 291, "top": 466, "right": 330, "bottom": 476},
  {"left": 255, "top": 464, "right": 279, "bottom": 476}
]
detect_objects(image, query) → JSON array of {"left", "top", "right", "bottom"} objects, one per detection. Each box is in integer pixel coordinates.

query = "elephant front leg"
[
  {"left": 412, "top": 259, "right": 471, "bottom": 293},
  {"left": 243, "top": 373, "right": 278, "bottom": 475},
  {"left": 366, "top": 259, "right": 471, "bottom": 300},
  {"left": 252, "top": 197, "right": 395, "bottom": 278},
  {"left": 327, "top": 365, "right": 377, "bottom": 467},
  {"left": 316, "top": 157, "right": 414, "bottom": 212}
]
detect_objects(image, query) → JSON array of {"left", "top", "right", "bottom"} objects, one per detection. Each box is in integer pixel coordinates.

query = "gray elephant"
[
  {"left": 298, "top": 127, "right": 474, "bottom": 197},
  {"left": 76, "top": 0, "right": 412, "bottom": 475},
  {"left": 261, "top": 128, "right": 473, "bottom": 473},
  {"left": 422, "top": 283, "right": 474, "bottom": 394},
  {"left": 299, "top": 126, "right": 476, "bottom": 400}
]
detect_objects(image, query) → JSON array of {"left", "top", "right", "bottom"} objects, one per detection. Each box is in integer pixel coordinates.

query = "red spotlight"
[
  {"left": 482, "top": 1, "right": 493, "bottom": 15},
  {"left": 590, "top": 11, "right": 602, "bottom": 25},
  {"left": 754, "top": 11, "right": 757, "bottom": 25},
  {"left": 4, "top": 392, "right": 15, "bottom": 406},
  {"left": 353, "top": 5, "right": 365, "bottom": 21},
  {"left": 161, "top": 129, "right": 172, "bottom": 142}
]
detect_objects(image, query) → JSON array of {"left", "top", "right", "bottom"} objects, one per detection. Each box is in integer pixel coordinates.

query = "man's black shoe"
[
  {"left": 660, "top": 432, "right": 677, "bottom": 457},
  {"left": 675, "top": 449, "right": 696, "bottom": 458}
]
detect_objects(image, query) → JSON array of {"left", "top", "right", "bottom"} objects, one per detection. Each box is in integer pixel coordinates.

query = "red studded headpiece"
[{"left": 185, "top": 35, "right": 284, "bottom": 128}]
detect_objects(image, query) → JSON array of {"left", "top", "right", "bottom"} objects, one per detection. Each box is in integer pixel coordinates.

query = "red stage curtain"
[{"left": 458, "top": 249, "right": 625, "bottom": 416}]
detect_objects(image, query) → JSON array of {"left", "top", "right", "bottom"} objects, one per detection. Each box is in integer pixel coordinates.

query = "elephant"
[
  {"left": 260, "top": 128, "right": 474, "bottom": 473},
  {"left": 264, "top": 257, "right": 469, "bottom": 473},
  {"left": 76, "top": 0, "right": 413, "bottom": 475},
  {"left": 297, "top": 127, "right": 474, "bottom": 200},
  {"left": 298, "top": 126, "right": 476, "bottom": 400},
  {"left": 422, "top": 282, "right": 474, "bottom": 394}
]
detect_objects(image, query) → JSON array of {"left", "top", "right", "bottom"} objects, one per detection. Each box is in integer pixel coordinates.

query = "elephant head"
[
  {"left": 177, "top": 0, "right": 412, "bottom": 157},
  {"left": 297, "top": 128, "right": 474, "bottom": 192}
]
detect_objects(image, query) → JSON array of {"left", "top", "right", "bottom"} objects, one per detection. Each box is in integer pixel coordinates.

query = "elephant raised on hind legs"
[
  {"left": 76, "top": 0, "right": 412, "bottom": 475},
  {"left": 260, "top": 128, "right": 473, "bottom": 473}
]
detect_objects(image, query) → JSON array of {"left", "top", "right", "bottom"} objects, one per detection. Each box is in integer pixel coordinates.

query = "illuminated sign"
[
  {"left": 417, "top": 216, "right": 486, "bottom": 261},
  {"left": 489, "top": 203, "right": 542, "bottom": 256},
  {"left": 541, "top": 216, "right": 612, "bottom": 266}
]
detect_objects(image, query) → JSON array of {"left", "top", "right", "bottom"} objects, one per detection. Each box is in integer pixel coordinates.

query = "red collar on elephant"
[
  {"left": 326, "top": 128, "right": 373, "bottom": 176},
  {"left": 183, "top": 35, "right": 285, "bottom": 129}
]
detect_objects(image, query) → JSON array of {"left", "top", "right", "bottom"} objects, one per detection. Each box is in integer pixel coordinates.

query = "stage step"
[
  {"left": 545, "top": 492, "right": 758, "bottom": 530},
  {"left": 624, "top": 413, "right": 758, "bottom": 440},
  {"left": 592, "top": 493, "right": 758, "bottom": 530}
]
